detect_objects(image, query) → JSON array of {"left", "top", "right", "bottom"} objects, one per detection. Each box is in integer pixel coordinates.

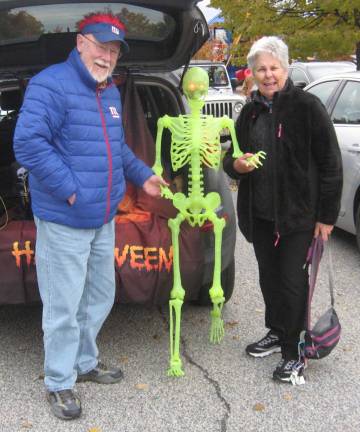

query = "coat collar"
[
  {"left": 67, "top": 48, "right": 113, "bottom": 91},
  {"left": 251, "top": 78, "right": 294, "bottom": 114},
  {"left": 253, "top": 78, "right": 293, "bottom": 101}
]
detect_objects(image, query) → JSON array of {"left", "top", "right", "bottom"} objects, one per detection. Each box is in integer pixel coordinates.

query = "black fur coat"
[{"left": 223, "top": 80, "right": 343, "bottom": 242}]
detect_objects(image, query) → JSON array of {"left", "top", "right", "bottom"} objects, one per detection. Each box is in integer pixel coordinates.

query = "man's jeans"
[{"left": 34, "top": 217, "right": 115, "bottom": 392}]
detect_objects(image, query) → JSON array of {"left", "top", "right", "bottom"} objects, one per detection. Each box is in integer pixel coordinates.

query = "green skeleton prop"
[{"left": 153, "top": 67, "right": 265, "bottom": 377}]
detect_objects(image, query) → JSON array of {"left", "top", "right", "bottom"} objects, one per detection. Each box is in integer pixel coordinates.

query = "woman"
[{"left": 223, "top": 36, "right": 342, "bottom": 383}]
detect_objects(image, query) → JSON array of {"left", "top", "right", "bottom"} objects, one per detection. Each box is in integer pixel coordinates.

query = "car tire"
[
  {"left": 356, "top": 205, "right": 360, "bottom": 251},
  {"left": 194, "top": 258, "right": 235, "bottom": 306}
]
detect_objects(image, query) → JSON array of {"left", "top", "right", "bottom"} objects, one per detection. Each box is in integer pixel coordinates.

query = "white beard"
[
  {"left": 89, "top": 60, "right": 114, "bottom": 83},
  {"left": 89, "top": 68, "right": 110, "bottom": 83}
]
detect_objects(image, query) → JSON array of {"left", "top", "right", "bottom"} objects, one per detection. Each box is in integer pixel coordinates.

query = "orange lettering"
[
  {"left": 24, "top": 241, "right": 34, "bottom": 267},
  {"left": 12, "top": 242, "right": 21, "bottom": 268},
  {"left": 159, "top": 246, "right": 173, "bottom": 272},
  {"left": 130, "top": 246, "right": 145, "bottom": 270},
  {"left": 11, "top": 241, "right": 35, "bottom": 268},
  {"left": 115, "top": 244, "right": 173, "bottom": 272},
  {"left": 114, "top": 244, "right": 129, "bottom": 267},
  {"left": 144, "top": 247, "right": 159, "bottom": 271}
]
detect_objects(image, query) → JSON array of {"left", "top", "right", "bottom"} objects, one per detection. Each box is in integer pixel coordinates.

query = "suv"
[
  {"left": 0, "top": 0, "right": 236, "bottom": 305},
  {"left": 176, "top": 60, "right": 246, "bottom": 122},
  {"left": 304, "top": 71, "right": 360, "bottom": 251},
  {"left": 289, "top": 61, "right": 356, "bottom": 88}
]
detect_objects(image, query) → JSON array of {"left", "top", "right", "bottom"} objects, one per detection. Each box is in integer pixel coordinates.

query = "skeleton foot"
[
  {"left": 209, "top": 302, "right": 225, "bottom": 344},
  {"left": 167, "top": 358, "right": 185, "bottom": 377},
  {"left": 168, "top": 296, "right": 185, "bottom": 377}
]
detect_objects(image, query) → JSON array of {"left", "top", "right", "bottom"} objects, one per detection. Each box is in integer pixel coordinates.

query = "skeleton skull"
[{"left": 182, "top": 67, "right": 209, "bottom": 101}]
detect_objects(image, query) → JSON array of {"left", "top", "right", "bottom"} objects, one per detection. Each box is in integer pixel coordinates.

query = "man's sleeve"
[
  {"left": 13, "top": 75, "right": 76, "bottom": 201},
  {"left": 117, "top": 125, "right": 153, "bottom": 187}
]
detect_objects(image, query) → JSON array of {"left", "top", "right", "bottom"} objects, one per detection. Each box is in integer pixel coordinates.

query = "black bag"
[{"left": 300, "top": 237, "right": 341, "bottom": 360}]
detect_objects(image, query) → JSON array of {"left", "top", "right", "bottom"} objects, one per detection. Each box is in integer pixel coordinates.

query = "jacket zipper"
[
  {"left": 271, "top": 102, "right": 281, "bottom": 246},
  {"left": 96, "top": 88, "right": 113, "bottom": 224}
]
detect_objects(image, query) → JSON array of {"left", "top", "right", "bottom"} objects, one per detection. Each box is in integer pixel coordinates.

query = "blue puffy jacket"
[{"left": 14, "top": 48, "right": 153, "bottom": 228}]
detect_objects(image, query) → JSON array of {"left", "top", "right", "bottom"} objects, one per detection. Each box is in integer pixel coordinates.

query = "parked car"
[
  {"left": 176, "top": 60, "right": 246, "bottom": 123},
  {"left": 289, "top": 61, "right": 356, "bottom": 88},
  {"left": 0, "top": 0, "right": 237, "bottom": 305},
  {"left": 304, "top": 71, "right": 360, "bottom": 250}
]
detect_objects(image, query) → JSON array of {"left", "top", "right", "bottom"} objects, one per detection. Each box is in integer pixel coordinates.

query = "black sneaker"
[
  {"left": 46, "top": 389, "right": 81, "bottom": 420},
  {"left": 273, "top": 358, "right": 306, "bottom": 384},
  {"left": 77, "top": 361, "right": 124, "bottom": 384},
  {"left": 245, "top": 331, "right": 281, "bottom": 357}
]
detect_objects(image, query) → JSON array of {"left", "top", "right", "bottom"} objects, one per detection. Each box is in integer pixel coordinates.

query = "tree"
[
  {"left": 209, "top": 0, "right": 360, "bottom": 69},
  {"left": 0, "top": 10, "right": 43, "bottom": 40}
]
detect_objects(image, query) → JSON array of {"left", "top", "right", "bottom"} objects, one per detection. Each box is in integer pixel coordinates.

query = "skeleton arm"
[
  {"left": 221, "top": 116, "right": 243, "bottom": 159},
  {"left": 153, "top": 116, "right": 167, "bottom": 176},
  {"left": 221, "top": 116, "right": 266, "bottom": 168},
  {"left": 153, "top": 115, "right": 174, "bottom": 199}
]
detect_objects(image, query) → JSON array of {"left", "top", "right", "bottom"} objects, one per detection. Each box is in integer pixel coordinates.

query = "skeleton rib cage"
[{"left": 168, "top": 114, "right": 223, "bottom": 197}]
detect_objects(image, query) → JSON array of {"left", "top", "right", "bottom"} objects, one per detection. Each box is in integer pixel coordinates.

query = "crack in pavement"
[{"left": 158, "top": 306, "right": 231, "bottom": 432}]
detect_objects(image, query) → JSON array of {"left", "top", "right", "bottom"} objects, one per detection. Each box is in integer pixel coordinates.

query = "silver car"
[
  {"left": 289, "top": 61, "right": 356, "bottom": 88},
  {"left": 305, "top": 71, "right": 360, "bottom": 250}
]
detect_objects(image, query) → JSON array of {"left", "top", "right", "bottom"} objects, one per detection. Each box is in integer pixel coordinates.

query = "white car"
[
  {"left": 176, "top": 61, "right": 246, "bottom": 123},
  {"left": 305, "top": 71, "right": 360, "bottom": 250}
]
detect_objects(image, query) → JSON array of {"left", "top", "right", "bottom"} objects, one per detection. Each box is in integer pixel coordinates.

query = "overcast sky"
[{"left": 198, "top": 0, "right": 221, "bottom": 22}]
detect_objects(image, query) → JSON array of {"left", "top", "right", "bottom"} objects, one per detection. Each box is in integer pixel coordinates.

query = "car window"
[
  {"left": 306, "top": 80, "right": 339, "bottom": 106},
  {"left": 175, "top": 65, "right": 230, "bottom": 88},
  {"left": 0, "top": 3, "right": 174, "bottom": 43},
  {"left": 212, "top": 66, "right": 228, "bottom": 86},
  {"left": 290, "top": 67, "right": 308, "bottom": 84},
  {"left": 203, "top": 66, "right": 229, "bottom": 87},
  {"left": 332, "top": 80, "right": 360, "bottom": 125}
]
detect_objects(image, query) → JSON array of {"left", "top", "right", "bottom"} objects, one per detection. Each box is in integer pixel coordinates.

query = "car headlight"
[{"left": 233, "top": 102, "right": 243, "bottom": 113}]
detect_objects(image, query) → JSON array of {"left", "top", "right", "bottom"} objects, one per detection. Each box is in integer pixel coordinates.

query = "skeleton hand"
[
  {"left": 233, "top": 153, "right": 257, "bottom": 173},
  {"left": 143, "top": 175, "right": 168, "bottom": 198},
  {"left": 160, "top": 185, "right": 174, "bottom": 199},
  {"left": 246, "top": 151, "right": 266, "bottom": 169}
]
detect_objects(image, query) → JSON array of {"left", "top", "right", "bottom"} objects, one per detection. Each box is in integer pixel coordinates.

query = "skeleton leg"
[
  {"left": 208, "top": 213, "right": 226, "bottom": 344},
  {"left": 167, "top": 212, "right": 186, "bottom": 377}
]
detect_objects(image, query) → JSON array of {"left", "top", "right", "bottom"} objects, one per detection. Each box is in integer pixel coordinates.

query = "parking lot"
[{"left": 1, "top": 198, "right": 359, "bottom": 432}]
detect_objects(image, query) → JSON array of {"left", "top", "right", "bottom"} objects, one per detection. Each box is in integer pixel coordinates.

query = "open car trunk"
[
  {"left": 0, "top": 73, "right": 236, "bottom": 305},
  {"left": 0, "top": 1, "right": 209, "bottom": 75}
]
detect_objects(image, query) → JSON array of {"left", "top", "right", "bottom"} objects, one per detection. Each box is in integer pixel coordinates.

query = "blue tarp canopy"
[{"left": 208, "top": 13, "right": 224, "bottom": 24}]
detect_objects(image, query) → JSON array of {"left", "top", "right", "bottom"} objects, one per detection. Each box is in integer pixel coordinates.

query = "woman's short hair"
[{"left": 247, "top": 36, "right": 289, "bottom": 71}]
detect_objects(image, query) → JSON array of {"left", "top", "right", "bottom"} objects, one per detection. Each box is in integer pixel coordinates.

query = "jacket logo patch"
[
  {"left": 109, "top": 106, "right": 120, "bottom": 119},
  {"left": 112, "top": 26, "right": 120, "bottom": 35}
]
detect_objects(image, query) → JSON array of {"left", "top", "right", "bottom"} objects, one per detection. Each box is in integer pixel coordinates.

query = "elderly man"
[{"left": 14, "top": 13, "right": 166, "bottom": 420}]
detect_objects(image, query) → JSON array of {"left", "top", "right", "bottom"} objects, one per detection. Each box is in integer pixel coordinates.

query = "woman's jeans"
[
  {"left": 34, "top": 217, "right": 115, "bottom": 392},
  {"left": 252, "top": 218, "right": 313, "bottom": 358}
]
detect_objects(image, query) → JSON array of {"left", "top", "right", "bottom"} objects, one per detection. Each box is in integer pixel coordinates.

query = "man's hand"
[
  {"left": 67, "top": 193, "right": 76, "bottom": 206},
  {"left": 143, "top": 175, "right": 169, "bottom": 198},
  {"left": 233, "top": 153, "right": 257, "bottom": 174},
  {"left": 314, "top": 222, "right": 334, "bottom": 241}
]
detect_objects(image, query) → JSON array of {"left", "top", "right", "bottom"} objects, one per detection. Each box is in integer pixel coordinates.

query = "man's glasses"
[{"left": 82, "top": 34, "right": 121, "bottom": 58}]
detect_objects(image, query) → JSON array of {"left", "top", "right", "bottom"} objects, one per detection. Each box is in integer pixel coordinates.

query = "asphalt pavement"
[{"left": 1, "top": 195, "right": 359, "bottom": 432}]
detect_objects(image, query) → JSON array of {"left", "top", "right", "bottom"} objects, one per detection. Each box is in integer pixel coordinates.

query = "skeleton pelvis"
[{"left": 172, "top": 192, "right": 221, "bottom": 226}]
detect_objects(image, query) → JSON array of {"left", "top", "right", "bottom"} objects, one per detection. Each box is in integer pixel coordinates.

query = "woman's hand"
[
  {"left": 233, "top": 153, "right": 257, "bottom": 174},
  {"left": 314, "top": 222, "right": 334, "bottom": 241}
]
